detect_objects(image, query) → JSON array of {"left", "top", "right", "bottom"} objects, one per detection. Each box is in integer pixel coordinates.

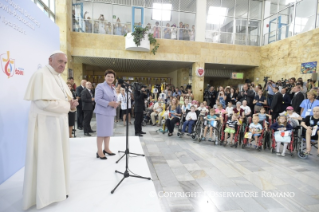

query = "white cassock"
[{"left": 23, "top": 64, "right": 75, "bottom": 210}]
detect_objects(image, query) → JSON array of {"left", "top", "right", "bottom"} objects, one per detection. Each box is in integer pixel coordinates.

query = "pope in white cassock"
[{"left": 23, "top": 51, "right": 78, "bottom": 210}]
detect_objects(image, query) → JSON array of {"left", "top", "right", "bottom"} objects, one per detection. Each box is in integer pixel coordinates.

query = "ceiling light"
[
  {"left": 152, "top": 3, "right": 172, "bottom": 21},
  {"left": 207, "top": 6, "right": 228, "bottom": 25}
]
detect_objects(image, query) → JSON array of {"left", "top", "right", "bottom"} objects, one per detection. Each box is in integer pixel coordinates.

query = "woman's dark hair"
[{"left": 104, "top": 69, "right": 116, "bottom": 77}]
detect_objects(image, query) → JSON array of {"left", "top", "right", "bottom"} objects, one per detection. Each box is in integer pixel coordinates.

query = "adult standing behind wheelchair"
[
  {"left": 166, "top": 97, "right": 182, "bottom": 136},
  {"left": 300, "top": 106, "right": 319, "bottom": 157}
]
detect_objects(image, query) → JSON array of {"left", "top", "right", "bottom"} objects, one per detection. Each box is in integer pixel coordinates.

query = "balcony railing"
[
  {"left": 205, "top": 30, "right": 260, "bottom": 46},
  {"left": 72, "top": 19, "right": 195, "bottom": 41}
]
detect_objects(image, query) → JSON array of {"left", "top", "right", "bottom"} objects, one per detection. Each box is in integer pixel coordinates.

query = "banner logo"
[{"left": 1, "top": 51, "right": 24, "bottom": 78}]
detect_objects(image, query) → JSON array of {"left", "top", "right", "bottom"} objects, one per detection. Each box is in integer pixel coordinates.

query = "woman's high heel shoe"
[
  {"left": 96, "top": 152, "right": 107, "bottom": 160},
  {"left": 103, "top": 150, "right": 116, "bottom": 156}
]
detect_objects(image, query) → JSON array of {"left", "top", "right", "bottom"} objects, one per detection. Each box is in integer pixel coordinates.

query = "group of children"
[{"left": 149, "top": 96, "right": 296, "bottom": 157}]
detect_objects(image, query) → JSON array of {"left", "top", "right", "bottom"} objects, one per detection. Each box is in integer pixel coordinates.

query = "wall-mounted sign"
[
  {"left": 196, "top": 67, "right": 204, "bottom": 77},
  {"left": 231, "top": 72, "right": 244, "bottom": 79}
]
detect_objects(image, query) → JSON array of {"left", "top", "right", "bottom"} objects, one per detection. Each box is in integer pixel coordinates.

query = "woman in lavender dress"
[{"left": 94, "top": 69, "right": 120, "bottom": 159}]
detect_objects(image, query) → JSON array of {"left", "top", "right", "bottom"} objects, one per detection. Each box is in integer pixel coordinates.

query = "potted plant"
[{"left": 124, "top": 26, "right": 160, "bottom": 55}]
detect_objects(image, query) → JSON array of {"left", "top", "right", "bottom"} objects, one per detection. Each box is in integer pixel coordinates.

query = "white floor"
[{"left": 0, "top": 136, "right": 162, "bottom": 212}]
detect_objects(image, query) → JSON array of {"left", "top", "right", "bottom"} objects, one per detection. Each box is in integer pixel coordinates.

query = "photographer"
[
  {"left": 134, "top": 84, "right": 148, "bottom": 137},
  {"left": 266, "top": 80, "right": 276, "bottom": 107}
]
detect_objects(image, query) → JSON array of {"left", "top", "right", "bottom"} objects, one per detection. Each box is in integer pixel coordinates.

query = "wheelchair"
[
  {"left": 177, "top": 111, "right": 200, "bottom": 140},
  {"left": 296, "top": 127, "right": 318, "bottom": 159}
]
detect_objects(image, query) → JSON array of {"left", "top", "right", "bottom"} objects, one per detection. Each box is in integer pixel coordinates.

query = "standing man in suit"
[
  {"left": 134, "top": 85, "right": 148, "bottom": 137},
  {"left": 238, "top": 83, "right": 255, "bottom": 112},
  {"left": 81, "top": 81, "right": 95, "bottom": 136},
  {"left": 76, "top": 79, "right": 87, "bottom": 130},
  {"left": 291, "top": 85, "right": 305, "bottom": 114},
  {"left": 281, "top": 88, "right": 291, "bottom": 112},
  {"left": 208, "top": 86, "right": 217, "bottom": 108},
  {"left": 270, "top": 87, "right": 283, "bottom": 121}
]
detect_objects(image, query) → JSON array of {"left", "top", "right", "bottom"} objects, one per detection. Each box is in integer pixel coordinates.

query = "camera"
[{"left": 131, "top": 82, "right": 147, "bottom": 91}]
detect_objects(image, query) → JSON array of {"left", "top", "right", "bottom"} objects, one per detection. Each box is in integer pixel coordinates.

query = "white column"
[{"left": 195, "top": 0, "right": 207, "bottom": 42}]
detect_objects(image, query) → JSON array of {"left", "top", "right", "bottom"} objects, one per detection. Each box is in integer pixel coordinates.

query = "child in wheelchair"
[
  {"left": 253, "top": 107, "right": 272, "bottom": 130},
  {"left": 223, "top": 113, "right": 238, "bottom": 146},
  {"left": 270, "top": 115, "right": 293, "bottom": 156},
  {"left": 181, "top": 106, "right": 197, "bottom": 136},
  {"left": 202, "top": 108, "right": 223, "bottom": 142},
  {"left": 246, "top": 116, "right": 262, "bottom": 148}
]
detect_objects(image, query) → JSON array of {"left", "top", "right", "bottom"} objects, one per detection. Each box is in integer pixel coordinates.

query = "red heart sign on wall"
[{"left": 196, "top": 68, "right": 205, "bottom": 77}]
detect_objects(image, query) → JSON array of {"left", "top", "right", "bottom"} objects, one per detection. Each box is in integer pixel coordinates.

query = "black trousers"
[
  {"left": 83, "top": 110, "right": 93, "bottom": 133},
  {"left": 272, "top": 111, "right": 279, "bottom": 122},
  {"left": 77, "top": 105, "right": 84, "bottom": 128},
  {"left": 135, "top": 112, "right": 143, "bottom": 134},
  {"left": 166, "top": 117, "right": 180, "bottom": 133}
]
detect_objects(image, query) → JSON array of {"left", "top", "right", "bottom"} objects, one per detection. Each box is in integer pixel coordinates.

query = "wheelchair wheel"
[
  {"left": 241, "top": 143, "right": 246, "bottom": 149},
  {"left": 177, "top": 132, "right": 182, "bottom": 138},
  {"left": 270, "top": 147, "right": 276, "bottom": 153},
  {"left": 298, "top": 150, "right": 308, "bottom": 159}
]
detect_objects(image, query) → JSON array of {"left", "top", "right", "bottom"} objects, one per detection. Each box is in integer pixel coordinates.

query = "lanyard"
[{"left": 308, "top": 100, "right": 314, "bottom": 109}]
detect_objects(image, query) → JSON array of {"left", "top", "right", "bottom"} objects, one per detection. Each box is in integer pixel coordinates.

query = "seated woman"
[
  {"left": 150, "top": 98, "right": 164, "bottom": 126},
  {"left": 300, "top": 106, "right": 319, "bottom": 157},
  {"left": 165, "top": 97, "right": 182, "bottom": 136}
]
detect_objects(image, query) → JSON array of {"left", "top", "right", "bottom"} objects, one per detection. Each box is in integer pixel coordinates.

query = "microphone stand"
[{"left": 111, "top": 84, "right": 151, "bottom": 194}]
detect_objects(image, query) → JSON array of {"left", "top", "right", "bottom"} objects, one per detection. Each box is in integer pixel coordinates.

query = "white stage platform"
[{"left": 0, "top": 137, "right": 162, "bottom": 212}]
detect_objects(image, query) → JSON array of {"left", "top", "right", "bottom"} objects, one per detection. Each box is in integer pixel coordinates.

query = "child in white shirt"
[
  {"left": 225, "top": 101, "right": 234, "bottom": 117},
  {"left": 197, "top": 103, "right": 209, "bottom": 116},
  {"left": 182, "top": 106, "right": 197, "bottom": 135}
]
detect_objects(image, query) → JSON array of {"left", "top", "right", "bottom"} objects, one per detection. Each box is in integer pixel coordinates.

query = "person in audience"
[
  {"left": 225, "top": 101, "right": 234, "bottom": 117},
  {"left": 300, "top": 91, "right": 319, "bottom": 118},
  {"left": 253, "top": 89, "right": 266, "bottom": 112},
  {"left": 291, "top": 85, "right": 305, "bottom": 114},
  {"left": 203, "top": 101, "right": 209, "bottom": 109},
  {"left": 300, "top": 106, "right": 319, "bottom": 157},
  {"left": 166, "top": 97, "right": 182, "bottom": 136},
  {"left": 238, "top": 83, "right": 254, "bottom": 111},
  {"left": 115, "top": 87, "right": 121, "bottom": 123},
  {"left": 153, "top": 21, "right": 161, "bottom": 38},
  {"left": 181, "top": 106, "right": 197, "bottom": 135},
  {"left": 227, "top": 87, "right": 237, "bottom": 106},
  {"left": 234, "top": 101, "right": 245, "bottom": 119},
  {"left": 202, "top": 109, "right": 222, "bottom": 142},
  {"left": 67, "top": 82, "right": 77, "bottom": 138},
  {"left": 81, "top": 81, "right": 95, "bottom": 136},
  {"left": 270, "top": 87, "right": 283, "bottom": 121},
  {"left": 208, "top": 86, "right": 217, "bottom": 108},
  {"left": 98, "top": 14, "right": 106, "bottom": 34},
  {"left": 84, "top": 11, "right": 92, "bottom": 33},
  {"left": 270, "top": 115, "right": 293, "bottom": 156},
  {"left": 247, "top": 116, "right": 262, "bottom": 148},
  {"left": 164, "top": 23, "right": 171, "bottom": 39},
  {"left": 281, "top": 88, "right": 291, "bottom": 112},
  {"left": 183, "top": 89, "right": 194, "bottom": 101},
  {"left": 182, "top": 98, "right": 191, "bottom": 113},
  {"left": 76, "top": 79, "right": 87, "bottom": 130},
  {"left": 223, "top": 114, "right": 238, "bottom": 146},
  {"left": 178, "top": 22, "right": 184, "bottom": 40},
  {"left": 118, "top": 87, "right": 132, "bottom": 126},
  {"left": 67, "top": 77, "right": 77, "bottom": 91},
  {"left": 171, "top": 24, "right": 177, "bottom": 40},
  {"left": 189, "top": 25, "right": 195, "bottom": 41},
  {"left": 215, "top": 103, "right": 226, "bottom": 116},
  {"left": 197, "top": 102, "right": 209, "bottom": 116},
  {"left": 183, "top": 24, "right": 190, "bottom": 40},
  {"left": 151, "top": 98, "right": 164, "bottom": 126},
  {"left": 218, "top": 91, "right": 227, "bottom": 109},
  {"left": 253, "top": 107, "right": 271, "bottom": 130},
  {"left": 240, "top": 100, "right": 251, "bottom": 117},
  {"left": 173, "top": 88, "right": 181, "bottom": 97},
  {"left": 266, "top": 80, "right": 276, "bottom": 107},
  {"left": 279, "top": 106, "right": 302, "bottom": 126},
  {"left": 297, "top": 78, "right": 307, "bottom": 94}
]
